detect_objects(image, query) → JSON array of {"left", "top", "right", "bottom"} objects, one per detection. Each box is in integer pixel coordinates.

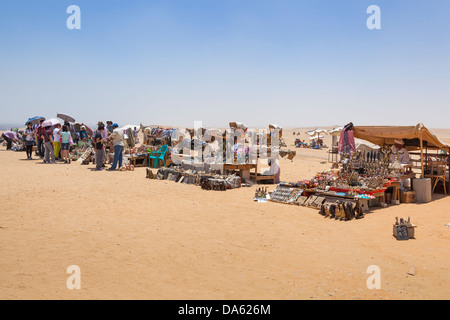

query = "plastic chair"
[{"left": 149, "top": 145, "right": 169, "bottom": 168}]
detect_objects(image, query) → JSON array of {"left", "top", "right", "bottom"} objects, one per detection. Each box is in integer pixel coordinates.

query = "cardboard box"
[
  {"left": 401, "top": 191, "right": 417, "bottom": 203},
  {"left": 393, "top": 224, "right": 417, "bottom": 239}
]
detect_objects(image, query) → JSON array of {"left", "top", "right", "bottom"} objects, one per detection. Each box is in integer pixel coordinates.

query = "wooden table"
[
  {"left": 131, "top": 154, "right": 148, "bottom": 167},
  {"left": 374, "top": 191, "right": 386, "bottom": 205},
  {"left": 223, "top": 163, "right": 275, "bottom": 183},
  {"left": 223, "top": 164, "right": 257, "bottom": 182}
]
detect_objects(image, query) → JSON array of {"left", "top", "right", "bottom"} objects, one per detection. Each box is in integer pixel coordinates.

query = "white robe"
[{"left": 390, "top": 146, "right": 411, "bottom": 165}]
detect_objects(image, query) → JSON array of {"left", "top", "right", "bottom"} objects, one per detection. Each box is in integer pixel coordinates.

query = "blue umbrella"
[{"left": 25, "top": 116, "right": 45, "bottom": 126}]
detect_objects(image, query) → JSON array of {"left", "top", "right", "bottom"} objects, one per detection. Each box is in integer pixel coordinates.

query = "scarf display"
[{"left": 338, "top": 122, "right": 356, "bottom": 155}]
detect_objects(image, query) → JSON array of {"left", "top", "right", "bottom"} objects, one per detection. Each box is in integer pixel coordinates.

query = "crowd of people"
[
  {"left": 294, "top": 138, "right": 325, "bottom": 149},
  {"left": 1, "top": 120, "right": 141, "bottom": 172}
]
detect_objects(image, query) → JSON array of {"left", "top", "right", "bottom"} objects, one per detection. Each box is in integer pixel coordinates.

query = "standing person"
[
  {"left": 36, "top": 119, "right": 45, "bottom": 158},
  {"left": 65, "top": 121, "right": 76, "bottom": 147},
  {"left": 2, "top": 130, "right": 19, "bottom": 150},
  {"left": 101, "top": 123, "right": 108, "bottom": 167},
  {"left": 24, "top": 122, "right": 36, "bottom": 159},
  {"left": 43, "top": 126, "right": 56, "bottom": 164},
  {"left": 107, "top": 124, "right": 124, "bottom": 171},
  {"left": 94, "top": 124, "right": 105, "bottom": 171},
  {"left": 73, "top": 125, "right": 80, "bottom": 146},
  {"left": 107, "top": 121, "right": 114, "bottom": 133},
  {"left": 53, "top": 123, "right": 62, "bottom": 160},
  {"left": 60, "top": 125, "right": 72, "bottom": 164},
  {"left": 93, "top": 122, "right": 108, "bottom": 167}
]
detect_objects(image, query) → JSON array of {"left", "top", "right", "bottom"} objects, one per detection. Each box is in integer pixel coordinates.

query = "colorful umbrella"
[
  {"left": 25, "top": 116, "right": 45, "bottom": 126},
  {"left": 57, "top": 113, "right": 76, "bottom": 123},
  {"left": 41, "top": 118, "right": 62, "bottom": 128}
]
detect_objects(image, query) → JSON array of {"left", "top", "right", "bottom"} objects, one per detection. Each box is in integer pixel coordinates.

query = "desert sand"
[{"left": 0, "top": 128, "right": 449, "bottom": 300}]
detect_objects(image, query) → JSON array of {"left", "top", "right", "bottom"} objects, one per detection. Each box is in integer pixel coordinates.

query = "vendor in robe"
[
  {"left": 262, "top": 159, "right": 281, "bottom": 184},
  {"left": 390, "top": 139, "right": 412, "bottom": 165}
]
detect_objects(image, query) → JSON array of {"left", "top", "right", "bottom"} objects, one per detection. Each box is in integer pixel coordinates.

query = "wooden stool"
[
  {"left": 390, "top": 181, "right": 401, "bottom": 201},
  {"left": 425, "top": 161, "right": 447, "bottom": 194},
  {"left": 375, "top": 192, "right": 386, "bottom": 205},
  {"left": 131, "top": 155, "right": 148, "bottom": 167}
]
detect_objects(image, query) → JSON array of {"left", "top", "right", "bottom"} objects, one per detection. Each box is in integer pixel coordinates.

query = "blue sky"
[{"left": 0, "top": 0, "right": 449, "bottom": 128}]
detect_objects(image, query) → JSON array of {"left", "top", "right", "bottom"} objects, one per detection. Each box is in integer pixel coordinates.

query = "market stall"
[
  {"left": 353, "top": 123, "right": 450, "bottom": 194},
  {"left": 265, "top": 122, "right": 450, "bottom": 221}
]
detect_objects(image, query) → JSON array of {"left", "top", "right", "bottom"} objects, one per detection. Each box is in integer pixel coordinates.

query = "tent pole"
[
  {"left": 420, "top": 135, "right": 424, "bottom": 179},
  {"left": 448, "top": 147, "right": 450, "bottom": 191}
]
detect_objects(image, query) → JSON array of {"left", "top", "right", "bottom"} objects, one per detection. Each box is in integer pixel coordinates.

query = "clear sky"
[{"left": 0, "top": 0, "right": 449, "bottom": 128}]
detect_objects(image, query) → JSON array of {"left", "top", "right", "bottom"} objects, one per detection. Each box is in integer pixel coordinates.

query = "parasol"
[
  {"left": 84, "top": 125, "right": 93, "bottom": 135},
  {"left": 57, "top": 113, "right": 76, "bottom": 123},
  {"left": 306, "top": 128, "right": 328, "bottom": 142},
  {"left": 74, "top": 123, "right": 93, "bottom": 135},
  {"left": 328, "top": 127, "right": 343, "bottom": 136},
  {"left": 25, "top": 116, "right": 45, "bottom": 126},
  {"left": 120, "top": 124, "right": 140, "bottom": 132},
  {"left": 41, "top": 118, "right": 62, "bottom": 128}
]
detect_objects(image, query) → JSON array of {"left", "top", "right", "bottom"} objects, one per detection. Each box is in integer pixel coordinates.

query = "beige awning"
[{"left": 353, "top": 123, "right": 449, "bottom": 151}]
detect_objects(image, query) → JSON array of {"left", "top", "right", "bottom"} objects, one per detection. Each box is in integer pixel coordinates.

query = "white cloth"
[
  {"left": 53, "top": 128, "right": 61, "bottom": 142},
  {"left": 390, "top": 146, "right": 411, "bottom": 164},
  {"left": 110, "top": 128, "right": 124, "bottom": 146},
  {"left": 25, "top": 128, "right": 35, "bottom": 141},
  {"left": 262, "top": 161, "right": 281, "bottom": 183}
]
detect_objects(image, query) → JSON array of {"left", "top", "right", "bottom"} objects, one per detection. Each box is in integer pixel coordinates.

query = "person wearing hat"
[
  {"left": 79, "top": 125, "right": 89, "bottom": 141},
  {"left": 390, "top": 139, "right": 412, "bottom": 165},
  {"left": 106, "top": 121, "right": 114, "bottom": 133},
  {"left": 107, "top": 123, "right": 125, "bottom": 171}
]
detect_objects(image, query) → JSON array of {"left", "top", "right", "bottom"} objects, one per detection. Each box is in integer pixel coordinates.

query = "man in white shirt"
[{"left": 108, "top": 124, "right": 125, "bottom": 171}]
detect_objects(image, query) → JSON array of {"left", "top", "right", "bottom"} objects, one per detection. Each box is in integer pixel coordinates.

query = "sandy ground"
[{"left": 0, "top": 128, "right": 449, "bottom": 300}]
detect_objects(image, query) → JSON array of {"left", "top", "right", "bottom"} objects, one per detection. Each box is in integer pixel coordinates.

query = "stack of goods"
[
  {"left": 77, "top": 147, "right": 94, "bottom": 164},
  {"left": 200, "top": 175, "right": 241, "bottom": 191},
  {"left": 316, "top": 155, "right": 390, "bottom": 193},
  {"left": 145, "top": 128, "right": 175, "bottom": 146},
  {"left": 393, "top": 217, "right": 416, "bottom": 240},
  {"left": 254, "top": 187, "right": 269, "bottom": 200},
  {"left": 269, "top": 183, "right": 308, "bottom": 205},
  {"left": 318, "top": 198, "right": 364, "bottom": 220},
  {"left": 268, "top": 181, "right": 365, "bottom": 221},
  {"left": 151, "top": 167, "right": 241, "bottom": 191}
]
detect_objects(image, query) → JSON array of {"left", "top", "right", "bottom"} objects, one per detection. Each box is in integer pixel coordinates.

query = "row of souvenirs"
[
  {"left": 146, "top": 167, "right": 242, "bottom": 191},
  {"left": 265, "top": 183, "right": 365, "bottom": 221},
  {"left": 143, "top": 128, "right": 176, "bottom": 147}
]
